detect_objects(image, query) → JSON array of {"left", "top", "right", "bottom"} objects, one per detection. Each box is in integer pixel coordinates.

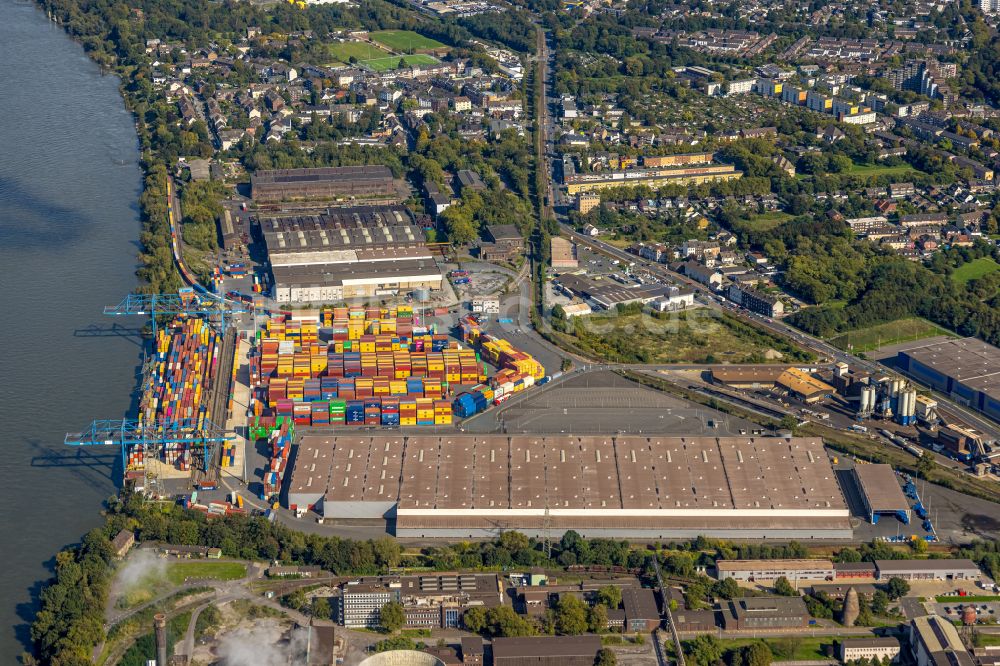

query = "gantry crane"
[
  {"left": 103, "top": 287, "right": 250, "bottom": 336},
  {"left": 65, "top": 418, "right": 233, "bottom": 494}
]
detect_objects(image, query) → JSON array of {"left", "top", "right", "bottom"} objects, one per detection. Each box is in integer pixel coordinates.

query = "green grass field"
[
  {"left": 167, "top": 561, "right": 246, "bottom": 586},
  {"left": 951, "top": 257, "right": 1000, "bottom": 285},
  {"left": 326, "top": 40, "right": 390, "bottom": 64},
  {"left": 362, "top": 54, "right": 439, "bottom": 71},
  {"left": 936, "top": 595, "right": 1000, "bottom": 603},
  {"left": 847, "top": 163, "right": 920, "bottom": 177},
  {"left": 741, "top": 211, "right": 794, "bottom": 231},
  {"left": 369, "top": 30, "right": 446, "bottom": 52},
  {"left": 709, "top": 636, "right": 854, "bottom": 661},
  {"left": 828, "top": 317, "right": 954, "bottom": 353}
]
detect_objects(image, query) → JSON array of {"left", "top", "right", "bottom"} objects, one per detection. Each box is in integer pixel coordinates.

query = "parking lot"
[
  {"left": 933, "top": 601, "right": 1000, "bottom": 622},
  {"left": 466, "top": 370, "right": 760, "bottom": 434}
]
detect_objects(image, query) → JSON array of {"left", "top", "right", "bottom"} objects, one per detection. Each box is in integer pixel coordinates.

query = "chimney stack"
[{"left": 154, "top": 613, "right": 168, "bottom": 666}]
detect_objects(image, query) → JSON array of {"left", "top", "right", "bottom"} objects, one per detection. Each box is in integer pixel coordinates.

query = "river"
[{"left": 0, "top": 1, "right": 143, "bottom": 657}]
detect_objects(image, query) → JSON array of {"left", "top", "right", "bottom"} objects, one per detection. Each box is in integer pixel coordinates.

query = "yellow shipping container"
[
  {"left": 435, "top": 415, "right": 453, "bottom": 425},
  {"left": 401, "top": 417, "right": 417, "bottom": 426}
]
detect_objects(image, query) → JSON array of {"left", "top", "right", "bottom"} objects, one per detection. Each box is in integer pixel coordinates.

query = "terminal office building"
[{"left": 260, "top": 205, "right": 442, "bottom": 304}]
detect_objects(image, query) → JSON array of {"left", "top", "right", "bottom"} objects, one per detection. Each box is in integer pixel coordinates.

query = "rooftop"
[
  {"left": 716, "top": 559, "right": 834, "bottom": 572},
  {"left": 902, "top": 338, "right": 1000, "bottom": 392},
  {"left": 298, "top": 435, "right": 849, "bottom": 521},
  {"left": 492, "top": 636, "right": 602, "bottom": 659},
  {"left": 852, "top": 464, "right": 910, "bottom": 513},
  {"left": 252, "top": 165, "right": 394, "bottom": 186}
]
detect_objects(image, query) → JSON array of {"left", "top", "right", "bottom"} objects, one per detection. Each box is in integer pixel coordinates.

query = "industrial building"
[
  {"left": 285, "top": 434, "right": 853, "bottom": 539},
  {"left": 334, "top": 574, "right": 503, "bottom": 629},
  {"left": 874, "top": 559, "right": 981, "bottom": 581},
  {"left": 492, "top": 636, "right": 603, "bottom": 666},
  {"left": 909, "top": 615, "right": 975, "bottom": 666},
  {"left": 851, "top": 464, "right": 911, "bottom": 524},
  {"left": 897, "top": 338, "right": 1000, "bottom": 422},
  {"left": 260, "top": 205, "right": 443, "bottom": 303},
  {"left": 710, "top": 367, "right": 833, "bottom": 403},
  {"left": 839, "top": 637, "right": 900, "bottom": 663},
  {"left": 622, "top": 587, "right": 661, "bottom": 631},
  {"left": 553, "top": 274, "right": 677, "bottom": 310},
  {"left": 720, "top": 596, "right": 810, "bottom": 630},
  {"left": 550, "top": 236, "right": 579, "bottom": 269},
  {"left": 715, "top": 559, "right": 835, "bottom": 582},
  {"left": 251, "top": 165, "right": 399, "bottom": 203},
  {"left": 564, "top": 164, "right": 742, "bottom": 195}
]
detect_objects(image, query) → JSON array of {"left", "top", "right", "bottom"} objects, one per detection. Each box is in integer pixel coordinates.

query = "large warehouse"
[
  {"left": 285, "top": 434, "right": 853, "bottom": 539},
  {"left": 251, "top": 165, "right": 401, "bottom": 203},
  {"left": 851, "top": 464, "right": 910, "bottom": 524},
  {"left": 260, "top": 205, "right": 443, "bottom": 303},
  {"left": 897, "top": 338, "right": 1000, "bottom": 421}
]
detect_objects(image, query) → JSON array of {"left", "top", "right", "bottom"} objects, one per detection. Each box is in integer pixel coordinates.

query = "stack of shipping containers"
[{"left": 139, "top": 318, "right": 222, "bottom": 472}]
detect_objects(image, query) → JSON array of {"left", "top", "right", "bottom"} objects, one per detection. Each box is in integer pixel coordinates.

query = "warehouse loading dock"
[
  {"left": 285, "top": 434, "right": 853, "bottom": 539},
  {"left": 852, "top": 464, "right": 911, "bottom": 524}
]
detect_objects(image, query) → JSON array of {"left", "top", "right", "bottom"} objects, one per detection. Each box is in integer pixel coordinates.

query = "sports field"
[
  {"left": 370, "top": 30, "right": 446, "bottom": 52},
  {"left": 363, "top": 54, "right": 439, "bottom": 71},
  {"left": 327, "top": 40, "right": 390, "bottom": 64},
  {"left": 951, "top": 257, "right": 1000, "bottom": 285}
]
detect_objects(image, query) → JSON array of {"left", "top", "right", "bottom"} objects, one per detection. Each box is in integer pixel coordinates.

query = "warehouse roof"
[
  {"left": 902, "top": 337, "right": 1000, "bottom": 383},
  {"left": 271, "top": 258, "right": 441, "bottom": 288},
  {"left": 716, "top": 559, "right": 834, "bottom": 572},
  {"left": 622, "top": 587, "right": 660, "bottom": 619},
  {"left": 777, "top": 368, "right": 834, "bottom": 399},
  {"left": 711, "top": 367, "right": 785, "bottom": 385},
  {"left": 875, "top": 559, "right": 981, "bottom": 573},
  {"left": 852, "top": 464, "right": 909, "bottom": 513},
  {"left": 299, "top": 435, "right": 848, "bottom": 521},
  {"left": 492, "top": 636, "right": 602, "bottom": 659},
  {"left": 252, "top": 165, "right": 394, "bottom": 185},
  {"left": 840, "top": 638, "right": 900, "bottom": 649}
]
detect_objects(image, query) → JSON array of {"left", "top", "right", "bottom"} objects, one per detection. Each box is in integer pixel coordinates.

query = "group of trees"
[{"left": 686, "top": 635, "right": 773, "bottom": 666}]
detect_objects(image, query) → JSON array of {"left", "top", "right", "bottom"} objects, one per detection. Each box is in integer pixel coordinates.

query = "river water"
[{"left": 0, "top": 1, "right": 142, "bottom": 656}]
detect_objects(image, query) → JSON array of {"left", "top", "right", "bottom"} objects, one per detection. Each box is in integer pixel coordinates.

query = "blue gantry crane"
[
  {"left": 65, "top": 418, "right": 233, "bottom": 491},
  {"left": 103, "top": 287, "right": 250, "bottom": 335}
]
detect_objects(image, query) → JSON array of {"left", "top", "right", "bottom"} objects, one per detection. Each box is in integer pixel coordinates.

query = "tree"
[
  {"left": 555, "top": 595, "right": 589, "bottom": 635},
  {"left": 596, "top": 647, "right": 617, "bottom": 666},
  {"left": 312, "top": 597, "right": 332, "bottom": 620},
  {"left": 915, "top": 453, "right": 935, "bottom": 479},
  {"left": 885, "top": 577, "right": 910, "bottom": 600},
  {"left": 380, "top": 601, "right": 405, "bottom": 633},
  {"left": 743, "top": 641, "right": 773, "bottom": 666},
  {"left": 596, "top": 585, "right": 623, "bottom": 609},
  {"left": 373, "top": 536, "right": 402, "bottom": 569},
  {"left": 713, "top": 578, "right": 741, "bottom": 600},
  {"left": 588, "top": 604, "right": 608, "bottom": 633},
  {"left": 773, "top": 577, "right": 797, "bottom": 596},
  {"left": 871, "top": 590, "right": 890, "bottom": 616},
  {"left": 686, "top": 634, "right": 723, "bottom": 666}
]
